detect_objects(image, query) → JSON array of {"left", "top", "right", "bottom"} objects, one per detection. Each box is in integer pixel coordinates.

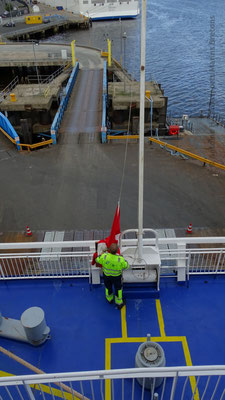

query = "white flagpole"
[{"left": 138, "top": 0, "right": 147, "bottom": 259}]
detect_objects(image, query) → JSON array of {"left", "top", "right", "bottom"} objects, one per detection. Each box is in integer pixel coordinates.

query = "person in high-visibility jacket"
[{"left": 95, "top": 243, "right": 129, "bottom": 309}]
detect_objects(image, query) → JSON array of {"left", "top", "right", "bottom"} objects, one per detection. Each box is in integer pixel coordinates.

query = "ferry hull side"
[{"left": 90, "top": 13, "right": 139, "bottom": 20}]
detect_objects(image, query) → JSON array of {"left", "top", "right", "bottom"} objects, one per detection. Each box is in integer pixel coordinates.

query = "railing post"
[
  {"left": 0, "top": 265, "right": 5, "bottom": 279},
  {"left": 107, "top": 39, "right": 111, "bottom": 67},
  {"left": 71, "top": 40, "right": 76, "bottom": 67},
  {"left": 177, "top": 243, "right": 186, "bottom": 282},
  {"left": 170, "top": 373, "right": 178, "bottom": 400},
  {"left": 16, "top": 137, "right": 21, "bottom": 151},
  {"left": 101, "top": 61, "right": 107, "bottom": 143},
  {"left": 24, "top": 383, "right": 36, "bottom": 400},
  {"left": 215, "top": 249, "right": 223, "bottom": 274},
  {"left": 51, "top": 129, "right": 57, "bottom": 145}
]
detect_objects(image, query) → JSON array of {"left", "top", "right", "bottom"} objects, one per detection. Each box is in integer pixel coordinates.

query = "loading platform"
[
  {"left": 0, "top": 232, "right": 225, "bottom": 399},
  {"left": 0, "top": 44, "right": 105, "bottom": 148},
  {"left": 0, "top": 273, "right": 225, "bottom": 399},
  {"left": 59, "top": 69, "right": 103, "bottom": 144}
]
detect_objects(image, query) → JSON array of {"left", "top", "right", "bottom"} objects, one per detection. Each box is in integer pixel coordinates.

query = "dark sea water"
[{"left": 43, "top": 0, "right": 225, "bottom": 117}]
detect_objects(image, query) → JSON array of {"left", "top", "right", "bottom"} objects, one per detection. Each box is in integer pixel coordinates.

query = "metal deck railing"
[
  {"left": 0, "top": 236, "right": 225, "bottom": 281},
  {"left": 0, "top": 365, "right": 225, "bottom": 400},
  {"left": 0, "top": 237, "right": 225, "bottom": 399}
]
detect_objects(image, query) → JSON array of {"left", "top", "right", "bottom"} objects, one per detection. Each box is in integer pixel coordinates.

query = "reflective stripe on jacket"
[{"left": 96, "top": 252, "right": 129, "bottom": 277}]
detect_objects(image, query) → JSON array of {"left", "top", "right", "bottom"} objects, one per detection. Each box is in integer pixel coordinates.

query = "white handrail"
[
  {"left": 0, "top": 236, "right": 225, "bottom": 250},
  {"left": 1, "top": 365, "right": 225, "bottom": 386}
]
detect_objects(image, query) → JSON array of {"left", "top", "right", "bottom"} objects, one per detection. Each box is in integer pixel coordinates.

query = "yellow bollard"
[
  {"left": 145, "top": 90, "right": 151, "bottom": 99},
  {"left": 71, "top": 40, "right": 76, "bottom": 67},
  {"left": 10, "top": 93, "right": 16, "bottom": 102},
  {"left": 107, "top": 39, "right": 111, "bottom": 67}
]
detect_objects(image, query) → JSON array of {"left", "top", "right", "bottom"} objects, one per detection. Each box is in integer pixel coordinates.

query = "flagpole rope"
[{"left": 118, "top": 41, "right": 137, "bottom": 205}]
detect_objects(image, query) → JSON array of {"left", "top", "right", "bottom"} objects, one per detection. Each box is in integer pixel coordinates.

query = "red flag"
[
  {"left": 105, "top": 204, "right": 121, "bottom": 248},
  {"left": 91, "top": 204, "right": 121, "bottom": 265}
]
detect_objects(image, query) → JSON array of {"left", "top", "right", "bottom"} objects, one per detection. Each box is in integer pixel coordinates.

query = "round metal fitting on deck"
[
  {"left": 10, "top": 93, "right": 16, "bottom": 102},
  {"left": 21, "top": 307, "right": 50, "bottom": 346},
  {"left": 135, "top": 336, "right": 166, "bottom": 389}
]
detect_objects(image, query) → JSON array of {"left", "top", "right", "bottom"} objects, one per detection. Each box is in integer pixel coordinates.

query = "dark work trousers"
[{"left": 103, "top": 273, "right": 122, "bottom": 297}]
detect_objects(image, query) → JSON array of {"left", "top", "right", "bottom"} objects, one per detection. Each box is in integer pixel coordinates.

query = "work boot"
[
  {"left": 117, "top": 299, "right": 126, "bottom": 310},
  {"left": 108, "top": 299, "right": 114, "bottom": 304}
]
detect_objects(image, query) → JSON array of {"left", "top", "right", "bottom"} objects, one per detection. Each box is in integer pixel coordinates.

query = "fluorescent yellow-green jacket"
[{"left": 96, "top": 252, "right": 129, "bottom": 277}]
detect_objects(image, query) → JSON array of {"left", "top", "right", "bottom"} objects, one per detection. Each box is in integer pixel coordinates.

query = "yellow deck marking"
[
  {"left": 105, "top": 339, "right": 111, "bottom": 400},
  {"left": 156, "top": 299, "right": 166, "bottom": 337},
  {"left": 105, "top": 299, "right": 199, "bottom": 400},
  {"left": 0, "top": 370, "right": 78, "bottom": 400},
  {"left": 0, "top": 371, "right": 12, "bottom": 377},
  {"left": 121, "top": 305, "right": 127, "bottom": 338},
  {"left": 181, "top": 337, "right": 200, "bottom": 400}
]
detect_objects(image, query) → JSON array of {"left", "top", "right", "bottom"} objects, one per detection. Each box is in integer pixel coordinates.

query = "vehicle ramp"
[{"left": 59, "top": 69, "right": 103, "bottom": 144}]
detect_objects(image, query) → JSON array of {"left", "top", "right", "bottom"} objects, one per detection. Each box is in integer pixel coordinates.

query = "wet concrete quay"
[{"left": 0, "top": 117, "right": 225, "bottom": 233}]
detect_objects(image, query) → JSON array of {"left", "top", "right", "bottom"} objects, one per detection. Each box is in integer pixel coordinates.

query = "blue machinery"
[
  {"left": 51, "top": 62, "right": 79, "bottom": 144},
  {"left": 101, "top": 61, "right": 108, "bottom": 143},
  {"left": 0, "top": 112, "right": 21, "bottom": 150}
]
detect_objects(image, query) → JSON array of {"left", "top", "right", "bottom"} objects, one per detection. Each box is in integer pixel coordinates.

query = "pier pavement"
[
  {"left": 0, "top": 42, "right": 224, "bottom": 234},
  {"left": 0, "top": 43, "right": 103, "bottom": 69},
  {"left": 0, "top": 128, "right": 225, "bottom": 233}
]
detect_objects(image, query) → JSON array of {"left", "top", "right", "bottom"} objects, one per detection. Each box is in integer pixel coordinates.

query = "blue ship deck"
[{"left": 1, "top": 275, "right": 225, "bottom": 398}]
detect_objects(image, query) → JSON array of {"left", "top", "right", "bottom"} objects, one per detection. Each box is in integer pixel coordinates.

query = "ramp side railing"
[
  {"left": 50, "top": 62, "right": 79, "bottom": 144},
  {"left": 0, "top": 76, "right": 19, "bottom": 103},
  {"left": 28, "top": 63, "right": 72, "bottom": 85},
  {"left": 0, "top": 365, "right": 225, "bottom": 400},
  {"left": 101, "top": 60, "right": 107, "bottom": 143},
  {"left": 0, "top": 237, "right": 225, "bottom": 281},
  {"left": 0, "top": 112, "right": 21, "bottom": 150}
]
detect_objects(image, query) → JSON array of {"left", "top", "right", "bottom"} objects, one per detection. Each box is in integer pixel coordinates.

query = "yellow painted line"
[
  {"left": 0, "top": 370, "right": 78, "bottom": 400},
  {"left": 0, "top": 370, "right": 12, "bottom": 377},
  {"left": 121, "top": 305, "right": 127, "bottom": 338},
  {"left": 105, "top": 336, "right": 199, "bottom": 400},
  {"left": 156, "top": 299, "right": 166, "bottom": 337},
  {"left": 181, "top": 337, "right": 200, "bottom": 400},
  {"left": 30, "top": 383, "right": 75, "bottom": 399},
  {"left": 105, "top": 339, "right": 111, "bottom": 400},
  {"left": 107, "top": 336, "right": 186, "bottom": 344},
  {"left": 149, "top": 136, "right": 225, "bottom": 172}
]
